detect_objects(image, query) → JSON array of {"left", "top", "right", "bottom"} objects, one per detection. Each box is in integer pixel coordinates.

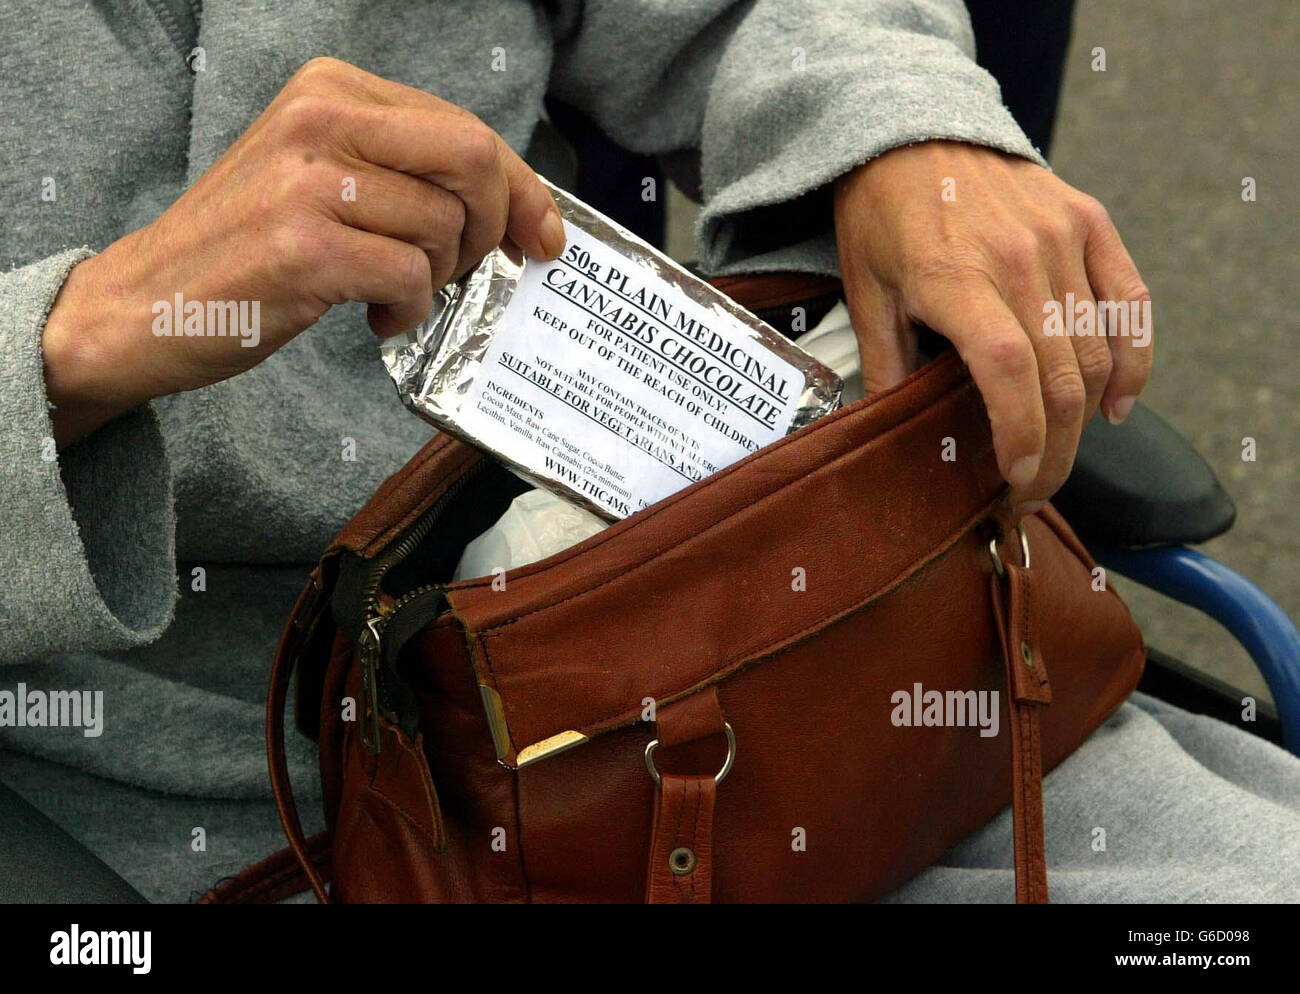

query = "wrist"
[{"left": 42, "top": 244, "right": 154, "bottom": 446}]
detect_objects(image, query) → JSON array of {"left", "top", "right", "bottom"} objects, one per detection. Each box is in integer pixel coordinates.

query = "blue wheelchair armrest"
[{"left": 1092, "top": 544, "right": 1300, "bottom": 754}]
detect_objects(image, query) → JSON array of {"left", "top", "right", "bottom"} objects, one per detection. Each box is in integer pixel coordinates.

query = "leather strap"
[
  {"left": 268, "top": 569, "right": 334, "bottom": 904},
  {"left": 645, "top": 774, "right": 717, "bottom": 904},
  {"left": 990, "top": 527, "right": 1053, "bottom": 904},
  {"left": 195, "top": 833, "right": 330, "bottom": 905},
  {"left": 644, "top": 687, "right": 727, "bottom": 904}
]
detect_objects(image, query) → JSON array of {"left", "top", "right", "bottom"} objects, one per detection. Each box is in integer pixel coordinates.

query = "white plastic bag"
[
  {"left": 453, "top": 487, "right": 609, "bottom": 580},
  {"left": 795, "top": 300, "right": 862, "bottom": 404}
]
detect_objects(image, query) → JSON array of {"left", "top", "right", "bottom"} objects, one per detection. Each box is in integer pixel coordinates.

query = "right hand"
[{"left": 42, "top": 56, "right": 566, "bottom": 445}]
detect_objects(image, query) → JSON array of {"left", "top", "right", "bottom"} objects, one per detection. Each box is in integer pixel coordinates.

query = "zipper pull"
[{"left": 358, "top": 616, "right": 385, "bottom": 754}]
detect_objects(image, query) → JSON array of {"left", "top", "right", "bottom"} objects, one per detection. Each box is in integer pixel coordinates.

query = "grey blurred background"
[{"left": 666, "top": 0, "right": 1298, "bottom": 703}]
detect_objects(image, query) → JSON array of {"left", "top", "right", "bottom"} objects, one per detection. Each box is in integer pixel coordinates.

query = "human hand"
[
  {"left": 833, "top": 141, "right": 1152, "bottom": 513},
  {"left": 42, "top": 56, "right": 565, "bottom": 445}
]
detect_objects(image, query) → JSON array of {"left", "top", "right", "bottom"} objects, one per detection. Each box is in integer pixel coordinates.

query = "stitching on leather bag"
[
  {"left": 673, "top": 779, "right": 687, "bottom": 852},
  {"left": 1015, "top": 567, "right": 1032, "bottom": 689},
  {"left": 362, "top": 442, "right": 477, "bottom": 557},
  {"left": 346, "top": 434, "right": 452, "bottom": 551},
  {"left": 344, "top": 433, "right": 460, "bottom": 556},
  {"left": 1025, "top": 712, "right": 1043, "bottom": 895},
  {"left": 686, "top": 780, "right": 700, "bottom": 902},
  {"left": 365, "top": 780, "right": 442, "bottom": 851},
  {"left": 495, "top": 491, "right": 999, "bottom": 740},
  {"left": 477, "top": 378, "right": 989, "bottom": 636},
  {"left": 452, "top": 355, "right": 973, "bottom": 595}
]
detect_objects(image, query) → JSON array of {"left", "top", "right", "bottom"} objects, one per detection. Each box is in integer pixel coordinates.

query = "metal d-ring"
[
  {"left": 644, "top": 722, "right": 736, "bottom": 786},
  {"left": 989, "top": 522, "right": 1031, "bottom": 577}
]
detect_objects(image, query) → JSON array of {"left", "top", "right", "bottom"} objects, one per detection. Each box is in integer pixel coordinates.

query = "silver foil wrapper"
[{"left": 381, "top": 177, "right": 842, "bottom": 520}]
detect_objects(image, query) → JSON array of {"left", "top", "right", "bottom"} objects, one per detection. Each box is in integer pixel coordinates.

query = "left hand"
[{"left": 832, "top": 140, "right": 1153, "bottom": 514}]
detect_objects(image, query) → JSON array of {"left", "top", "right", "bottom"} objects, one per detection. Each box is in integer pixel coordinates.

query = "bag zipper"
[{"left": 356, "top": 457, "right": 488, "bottom": 752}]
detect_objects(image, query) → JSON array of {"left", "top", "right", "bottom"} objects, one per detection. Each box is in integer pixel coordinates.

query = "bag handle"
[
  {"left": 266, "top": 567, "right": 336, "bottom": 904},
  {"left": 195, "top": 832, "right": 330, "bottom": 905}
]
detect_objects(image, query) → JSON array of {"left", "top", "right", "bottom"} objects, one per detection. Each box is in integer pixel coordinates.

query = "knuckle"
[
  {"left": 1075, "top": 340, "right": 1114, "bottom": 387},
  {"left": 278, "top": 160, "right": 330, "bottom": 206},
  {"left": 271, "top": 217, "right": 326, "bottom": 274},
  {"left": 426, "top": 247, "right": 458, "bottom": 289},
  {"left": 453, "top": 119, "right": 500, "bottom": 175},
  {"left": 1036, "top": 212, "right": 1076, "bottom": 251},
  {"left": 293, "top": 56, "right": 346, "bottom": 87},
  {"left": 1122, "top": 280, "right": 1152, "bottom": 306},
  {"left": 1073, "top": 194, "right": 1112, "bottom": 232},
  {"left": 1040, "top": 365, "right": 1087, "bottom": 420},
  {"left": 996, "top": 228, "right": 1041, "bottom": 274},
  {"left": 428, "top": 189, "right": 467, "bottom": 239},
  {"left": 982, "top": 333, "right": 1036, "bottom": 381},
  {"left": 275, "top": 93, "right": 336, "bottom": 141},
  {"left": 259, "top": 155, "right": 331, "bottom": 218},
  {"left": 396, "top": 245, "right": 432, "bottom": 298}
]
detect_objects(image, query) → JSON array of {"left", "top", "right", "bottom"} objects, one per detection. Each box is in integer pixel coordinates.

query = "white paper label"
[{"left": 452, "top": 221, "right": 805, "bottom": 517}]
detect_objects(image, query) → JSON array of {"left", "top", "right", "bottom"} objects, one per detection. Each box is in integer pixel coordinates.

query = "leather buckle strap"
[
  {"left": 644, "top": 687, "right": 731, "bottom": 904},
  {"left": 989, "top": 518, "right": 1053, "bottom": 904},
  {"left": 646, "top": 773, "right": 718, "bottom": 904}
]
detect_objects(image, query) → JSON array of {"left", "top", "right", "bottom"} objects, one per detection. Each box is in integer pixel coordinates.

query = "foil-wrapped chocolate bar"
[{"left": 381, "top": 178, "right": 843, "bottom": 520}]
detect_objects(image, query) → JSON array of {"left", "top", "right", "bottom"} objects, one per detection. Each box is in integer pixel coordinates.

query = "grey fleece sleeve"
[
  {"left": 547, "top": 0, "right": 1047, "bottom": 275},
  {"left": 0, "top": 249, "right": 176, "bottom": 662}
]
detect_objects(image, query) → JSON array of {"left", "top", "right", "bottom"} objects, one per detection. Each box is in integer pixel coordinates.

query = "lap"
[{"left": 885, "top": 693, "right": 1300, "bottom": 903}]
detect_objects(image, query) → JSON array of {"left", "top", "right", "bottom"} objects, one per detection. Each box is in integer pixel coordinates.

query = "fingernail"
[
  {"left": 540, "top": 210, "right": 565, "bottom": 258},
  {"left": 1106, "top": 395, "right": 1137, "bottom": 425},
  {"left": 1008, "top": 454, "right": 1041, "bottom": 488},
  {"left": 1015, "top": 499, "right": 1046, "bottom": 519}
]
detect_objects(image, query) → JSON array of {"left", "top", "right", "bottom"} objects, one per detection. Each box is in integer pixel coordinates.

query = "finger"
[
  {"left": 910, "top": 278, "right": 1045, "bottom": 491},
  {"left": 1079, "top": 198, "right": 1154, "bottom": 422},
  {"left": 1053, "top": 262, "right": 1112, "bottom": 426},
  {"left": 325, "top": 69, "right": 564, "bottom": 264},
  {"left": 307, "top": 223, "right": 433, "bottom": 336},
  {"left": 338, "top": 105, "right": 511, "bottom": 275},
  {"left": 495, "top": 138, "right": 566, "bottom": 267},
  {"left": 273, "top": 61, "right": 563, "bottom": 272},
  {"left": 345, "top": 104, "right": 562, "bottom": 275},
  {"left": 330, "top": 162, "right": 466, "bottom": 289},
  {"left": 842, "top": 275, "right": 917, "bottom": 393},
  {"left": 292, "top": 60, "right": 561, "bottom": 265},
  {"left": 1007, "top": 271, "right": 1087, "bottom": 510}
]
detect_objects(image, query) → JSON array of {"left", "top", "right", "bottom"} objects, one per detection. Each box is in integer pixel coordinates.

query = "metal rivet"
[
  {"left": 1021, "top": 641, "right": 1035, "bottom": 668},
  {"left": 669, "top": 847, "right": 696, "bottom": 875}
]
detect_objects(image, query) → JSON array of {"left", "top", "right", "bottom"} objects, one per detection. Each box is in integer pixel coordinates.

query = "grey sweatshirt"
[{"left": 0, "top": 0, "right": 1039, "bottom": 901}]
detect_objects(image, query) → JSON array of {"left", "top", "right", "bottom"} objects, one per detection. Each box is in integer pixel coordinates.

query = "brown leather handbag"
[{"left": 203, "top": 273, "right": 1144, "bottom": 905}]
